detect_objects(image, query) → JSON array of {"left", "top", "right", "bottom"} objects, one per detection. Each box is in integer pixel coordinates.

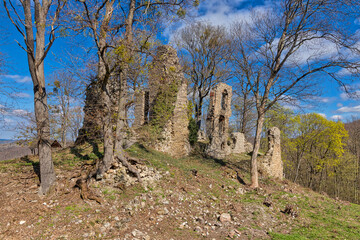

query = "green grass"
[
  {"left": 3, "top": 142, "right": 360, "bottom": 239},
  {"left": 270, "top": 192, "right": 360, "bottom": 239}
]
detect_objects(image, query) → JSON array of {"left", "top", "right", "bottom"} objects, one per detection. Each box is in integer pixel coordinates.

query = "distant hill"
[
  {"left": 0, "top": 139, "right": 15, "bottom": 144},
  {"left": 0, "top": 141, "right": 31, "bottom": 161}
]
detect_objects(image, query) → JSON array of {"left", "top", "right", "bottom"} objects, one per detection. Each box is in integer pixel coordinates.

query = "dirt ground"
[{"left": 0, "top": 145, "right": 358, "bottom": 240}]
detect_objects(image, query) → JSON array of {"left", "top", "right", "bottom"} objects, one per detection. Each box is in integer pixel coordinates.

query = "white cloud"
[
  {"left": 10, "top": 92, "right": 31, "bottom": 98},
  {"left": 337, "top": 68, "right": 358, "bottom": 76},
  {"left": 355, "top": 18, "right": 360, "bottom": 25},
  {"left": 340, "top": 91, "right": 360, "bottom": 100},
  {"left": 340, "top": 92, "right": 349, "bottom": 100},
  {"left": 167, "top": 0, "right": 274, "bottom": 42},
  {"left": 337, "top": 105, "right": 360, "bottom": 113},
  {"left": 4, "top": 118, "right": 14, "bottom": 124},
  {"left": 337, "top": 103, "right": 343, "bottom": 107},
  {"left": 330, "top": 115, "right": 343, "bottom": 120},
  {"left": 286, "top": 37, "right": 339, "bottom": 66},
  {"left": 307, "top": 96, "right": 335, "bottom": 103},
  {"left": 12, "top": 109, "right": 30, "bottom": 116},
  {"left": 196, "top": 0, "right": 255, "bottom": 27},
  {"left": 2, "top": 75, "right": 32, "bottom": 83},
  {"left": 318, "top": 113, "right": 326, "bottom": 118}
]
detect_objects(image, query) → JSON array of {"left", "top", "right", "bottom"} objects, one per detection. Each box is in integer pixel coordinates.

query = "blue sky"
[{"left": 0, "top": 0, "right": 359, "bottom": 139}]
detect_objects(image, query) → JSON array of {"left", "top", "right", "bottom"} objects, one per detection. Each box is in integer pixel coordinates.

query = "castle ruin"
[
  {"left": 205, "top": 83, "right": 233, "bottom": 159},
  {"left": 133, "top": 90, "right": 149, "bottom": 128},
  {"left": 259, "top": 127, "right": 283, "bottom": 179},
  {"left": 133, "top": 46, "right": 190, "bottom": 158}
]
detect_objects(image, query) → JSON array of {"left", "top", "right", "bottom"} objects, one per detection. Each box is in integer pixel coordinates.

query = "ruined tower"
[
  {"left": 206, "top": 83, "right": 232, "bottom": 159},
  {"left": 259, "top": 127, "right": 283, "bottom": 179},
  {"left": 133, "top": 90, "right": 149, "bottom": 128},
  {"left": 134, "top": 45, "right": 190, "bottom": 157}
]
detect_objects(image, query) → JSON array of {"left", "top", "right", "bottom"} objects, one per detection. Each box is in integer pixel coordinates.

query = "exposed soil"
[{"left": 0, "top": 144, "right": 359, "bottom": 240}]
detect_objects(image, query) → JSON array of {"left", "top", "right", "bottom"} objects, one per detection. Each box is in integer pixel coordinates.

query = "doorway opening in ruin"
[
  {"left": 219, "top": 115, "right": 225, "bottom": 135},
  {"left": 221, "top": 90, "right": 228, "bottom": 110}
]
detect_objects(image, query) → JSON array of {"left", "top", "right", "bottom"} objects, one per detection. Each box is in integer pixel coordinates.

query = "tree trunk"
[
  {"left": 94, "top": 0, "right": 116, "bottom": 178},
  {"left": 26, "top": 0, "right": 56, "bottom": 194},
  {"left": 61, "top": 119, "right": 67, "bottom": 148},
  {"left": 34, "top": 74, "right": 56, "bottom": 194},
  {"left": 112, "top": 0, "right": 142, "bottom": 181},
  {"left": 195, "top": 96, "right": 203, "bottom": 131},
  {"left": 114, "top": 0, "right": 134, "bottom": 157},
  {"left": 96, "top": 76, "right": 114, "bottom": 178},
  {"left": 241, "top": 95, "right": 248, "bottom": 134},
  {"left": 250, "top": 111, "right": 265, "bottom": 188},
  {"left": 294, "top": 155, "right": 302, "bottom": 183}
]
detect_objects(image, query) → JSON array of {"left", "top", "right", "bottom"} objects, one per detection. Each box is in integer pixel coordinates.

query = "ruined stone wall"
[
  {"left": 259, "top": 127, "right": 283, "bottom": 179},
  {"left": 133, "top": 90, "right": 149, "bottom": 128},
  {"left": 147, "top": 45, "right": 190, "bottom": 158},
  {"left": 230, "top": 132, "right": 246, "bottom": 154},
  {"left": 206, "top": 83, "right": 232, "bottom": 159},
  {"left": 76, "top": 75, "right": 120, "bottom": 144},
  {"left": 76, "top": 81, "right": 104, "bottom": 144}
]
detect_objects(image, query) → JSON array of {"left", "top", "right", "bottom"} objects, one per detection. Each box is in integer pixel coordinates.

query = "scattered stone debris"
[
  {"left": 105, "top": 163, "right": 163, "bottom": 188},
  {"left": 281, "top": 204, "right": 299, "bottom": 218},
  {"left": 263, "top": 195, "right": 272, "bottom": 207},
  {"left": 191, "top": 169, "right": 198, "bottom": 177},
  {"left": 219, "top": 213, "right": 231, "bottom": 223}
]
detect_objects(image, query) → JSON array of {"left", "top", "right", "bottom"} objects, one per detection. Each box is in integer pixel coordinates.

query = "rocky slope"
[{"left": 0, "top": 143, "right": 359, "bottom": 239}]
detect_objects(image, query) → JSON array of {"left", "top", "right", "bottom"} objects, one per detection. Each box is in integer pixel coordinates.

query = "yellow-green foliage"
[{"left": 285, "top": 113, "right": 348, "bottom": 174}]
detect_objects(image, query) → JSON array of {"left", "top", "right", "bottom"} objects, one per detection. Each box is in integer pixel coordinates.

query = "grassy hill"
[{"left": 0, "top": 143, "right": 359, "bottom": 239}]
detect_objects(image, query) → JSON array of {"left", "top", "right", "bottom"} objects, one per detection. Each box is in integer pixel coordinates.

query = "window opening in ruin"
[
  {"left": 221, "top": 89, "right": 228, "bottom": 110},
  {"left": 219, "top": 115, "right": 225, "bottom": 135}
]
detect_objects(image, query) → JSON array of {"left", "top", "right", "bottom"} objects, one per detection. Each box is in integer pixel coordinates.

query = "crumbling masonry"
[
  {"left": 259, "top": 127, "right": 283, "bottom": 179},
  {"left": 206, "top": 83, "right": 233, "bottom": 159},
  {"left": 133, "top": 46, "right": 190, "bottom": 158},
  {"left": 133, "top": 90, "right": 149, "bottom": 128}
]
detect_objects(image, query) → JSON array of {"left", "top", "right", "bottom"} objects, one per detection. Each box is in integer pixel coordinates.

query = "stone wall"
[
  {"left": 259, "top": 127, "right": 283, "bottom": 179},
  {"left": 76, "top": 75, "right": 120, "bottom": 144},
  {"left": 230, "top": 132, "right": 246, "bottom": 154},
  {"left": 147, "top": 45, "right": 190, "bottom": 158},
  {"left": 133, "top": 90, "right": 149, "bottom": 128},
  {"left": 76, "top": 81, "right": 104, "bottom": 144},
  {"left": 205, "top": 83, "right": 232, "bottom": 159}
]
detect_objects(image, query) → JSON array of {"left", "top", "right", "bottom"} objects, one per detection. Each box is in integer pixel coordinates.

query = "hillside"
[
  {"left": 0, "top": 142, "right": 31, "bottom": 161},
  {"left": 0, "top": 143, "right": 360, "bottom": 239}
]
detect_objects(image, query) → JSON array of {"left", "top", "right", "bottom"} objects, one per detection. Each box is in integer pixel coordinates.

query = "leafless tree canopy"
[
  {"left": 230, "top": 0, "right": 360, "bottom": 188},
  {"left": 175, "top": 21, "right": 231, "bottom": 130}
]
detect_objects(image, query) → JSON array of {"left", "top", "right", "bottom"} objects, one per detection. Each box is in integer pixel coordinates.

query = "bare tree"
[
  {"left": 231, "top": 0, "right": 360, "bottom": 188},
  {"left": 4, "top": 0, "right": 66, "bottom": 194},
  {"left": 68, "top": 0, "right": 196, "bottom": 179},
  {"left": 175, "top": 21, "right": 231, "bottom": 131},
  {"left": 48, "top": 70, "right": 83, "bottom": 147}
]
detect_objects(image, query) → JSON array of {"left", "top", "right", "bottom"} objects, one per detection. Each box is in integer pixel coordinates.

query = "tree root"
[
  {"left": 72, "top": 153, "right": 144, "bottom": 203},
  {"left": 115, "top": 153, "right": 142, "bottom": 183},
  {"left": 75, "top": 178, "right": 103, "bottom": 204},
  {"left": 72, "top": 160, "right": 102, "bottom": 204}
]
